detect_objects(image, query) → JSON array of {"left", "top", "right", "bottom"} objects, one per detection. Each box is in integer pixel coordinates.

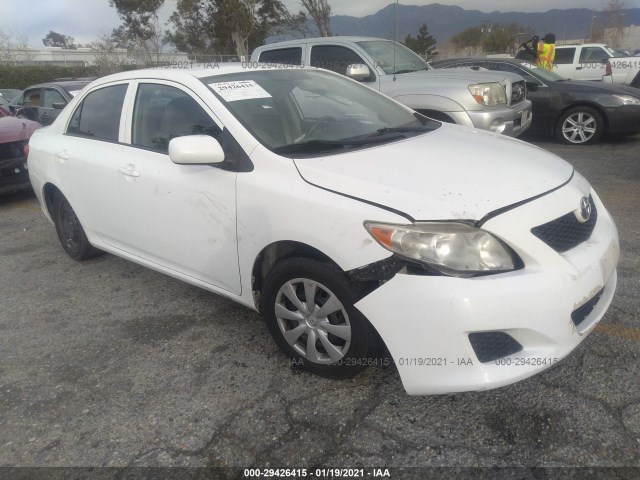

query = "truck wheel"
[{"left": 555, "top": 106, "right": 604, "bottom": 145}]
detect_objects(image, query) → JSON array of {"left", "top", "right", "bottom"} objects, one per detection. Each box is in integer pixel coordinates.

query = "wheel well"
[
  {"left": 43, "top": 183, "right": 63, "bottom": 219},
  {"left": 554, "top": 103, "right": 609, "bottom": 135},
  {"left": 415, "top": 109, "right": 455, "bottom": 123},
  {"left": 251, "top": 241, "right": 340, "bottom": 310}
]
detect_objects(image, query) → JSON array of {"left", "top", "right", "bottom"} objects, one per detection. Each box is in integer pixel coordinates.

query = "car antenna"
[{"left": 393, "top": 0, "right": 398, "bottom": 81}]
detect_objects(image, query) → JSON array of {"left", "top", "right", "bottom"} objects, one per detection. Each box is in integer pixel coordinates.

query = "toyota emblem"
[{"left": 578, "top": 196, "right": 591, "bottom": 223}]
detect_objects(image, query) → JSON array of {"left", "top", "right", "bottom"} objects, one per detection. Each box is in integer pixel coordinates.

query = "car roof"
[
  {"left": 432, "top": 57, "right": 524, "bottom": 66},
  {"left": 254, "top": 37, "right": 391, "bottom": 49},
  {"left": 24, "top": 80, "right": 92, "bottom": 90},
  {"left": 88, "top": 63, "right": 322, "bottom": 85}
]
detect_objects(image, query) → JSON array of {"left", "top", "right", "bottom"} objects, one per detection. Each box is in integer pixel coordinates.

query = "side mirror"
[
  {"left": 346, "top": 64, "right": 372, "bottom": 82},
  {"left": 525, "top": 81, "right": 540, "bottom": 92},
  {"left": 169, "top": 135, "right": 225, "bottom": 165},
  {"left": 51, "top": 102, "right": 66, "bottom": 110}
]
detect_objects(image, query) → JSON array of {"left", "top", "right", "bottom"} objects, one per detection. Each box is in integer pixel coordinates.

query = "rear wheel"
[
  {"left": 555, "top": 106, "right": 604, "bottom": 145},
  {"left": 261, "top": 258, "right": 373, "bottom": 379},
  {"left": 53, "top": 193, "right": 101, "bottom": 261}
]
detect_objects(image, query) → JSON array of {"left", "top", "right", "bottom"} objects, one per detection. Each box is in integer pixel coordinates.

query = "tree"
[
  {"left": 90, "top": 32, "right": 132, "bottom": 75},
  {"left": 604, "top": 0, "right": 627, "bottom": 48},
  {"left": 42, "top": 31, "right": 76, "bottom": 49},
  {"left": 451, "top": 27, "right": 483, "bottom": 55},
  {"left": 109, "top": 0, "right": 169, "bottom": 63},
  {"left": 300, "top": 0, "right": 331, "bottom": 37},
  {"left": 403, "top": 23, "right": 437, "bottom": 58},
  {"left": 167, "top": 0, "right": 287, "bottom": 59}
]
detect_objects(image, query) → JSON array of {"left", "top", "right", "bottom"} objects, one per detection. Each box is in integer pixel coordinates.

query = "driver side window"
[{"left": 132, "top": 84, "right": 222, "bottom": 154}]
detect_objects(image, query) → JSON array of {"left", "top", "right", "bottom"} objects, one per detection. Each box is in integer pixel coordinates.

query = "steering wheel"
[{"left": 302, "top": 116, "right": 337, "bottom": 141}]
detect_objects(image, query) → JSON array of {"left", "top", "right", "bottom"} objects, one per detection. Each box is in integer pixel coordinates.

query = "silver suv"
[{"left": 251, "top": 37, "right": 532, "bottom": 137}]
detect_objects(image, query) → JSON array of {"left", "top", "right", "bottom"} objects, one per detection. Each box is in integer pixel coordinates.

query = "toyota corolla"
[{"left": 27, "top": 65, "right": 619, "bottom": 394}]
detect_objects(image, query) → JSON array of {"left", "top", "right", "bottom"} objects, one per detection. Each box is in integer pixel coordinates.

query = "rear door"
[
  {"left": 553, "top": 47, "right": 577, "bottom": 79},
  {"left": 575, "top": 46, "right": 609, "bottom": 81}
]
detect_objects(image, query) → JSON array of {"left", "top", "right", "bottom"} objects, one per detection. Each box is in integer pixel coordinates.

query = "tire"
[
  {"left": 555, "top": 106, "right": 604, "bottom": 145},
  {"left": 52, "top": 193, "right": 101, "bottom": 261},
  {"left": 261, "top": 258, "right": 373, "bottom": 379}
]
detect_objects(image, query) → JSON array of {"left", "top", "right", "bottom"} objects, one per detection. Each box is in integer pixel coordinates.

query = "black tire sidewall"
[
  {"left": 261, "top": 258, "right": 371, "bottom": 379},
  {"left": 556, "top": 106, "right": 604, "bottom": 145},
  {"left": 53, "top": 193, "right": 96, "bottom": 261}
]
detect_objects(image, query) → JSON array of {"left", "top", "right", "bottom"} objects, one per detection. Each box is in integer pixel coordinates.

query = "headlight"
[
  {"left": 365, "top": 222, "right": 516, "bottom": 276},
  {"left": 612, "top": 94, "right": 640, "bottom": 105},
  {"left": 469, "top": 83, "right": 507, "bottom": 106}
]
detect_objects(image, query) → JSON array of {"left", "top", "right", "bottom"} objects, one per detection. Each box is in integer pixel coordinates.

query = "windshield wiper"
[
  {"left": 360, "top": 125, "right": 436, "bottom": 140},
  {"left": 273, "top": 139, "right": 360, "bottom": 155}
]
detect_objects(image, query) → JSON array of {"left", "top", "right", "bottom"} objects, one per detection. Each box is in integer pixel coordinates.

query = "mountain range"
[{"left": 326, "top": 3, "right": 640, "bottom": 44}]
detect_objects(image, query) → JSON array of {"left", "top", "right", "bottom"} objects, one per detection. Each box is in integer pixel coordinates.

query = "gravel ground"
[{"left": 0, "top": 134, "right": 639, "bottom": 479}]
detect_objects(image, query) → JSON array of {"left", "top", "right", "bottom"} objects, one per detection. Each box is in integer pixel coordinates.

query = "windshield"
[
  {"left": 203, "top": 69, "right": 439, "bottom": 154},
  {"left": 357, "top": 40, "right": 428, "bottom": 74}
]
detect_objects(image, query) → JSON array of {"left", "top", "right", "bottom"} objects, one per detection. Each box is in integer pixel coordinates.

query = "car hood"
[
  {"left": 293, "top": 125, "right": 574, "bottom": 221},
  {"left": 0, "top": 116, "right": 42, "bottom": 144}
]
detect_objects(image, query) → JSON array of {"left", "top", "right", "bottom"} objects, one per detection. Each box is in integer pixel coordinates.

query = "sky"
[{"left": 3, "top": 0, "right": 639, "bottom": 48}]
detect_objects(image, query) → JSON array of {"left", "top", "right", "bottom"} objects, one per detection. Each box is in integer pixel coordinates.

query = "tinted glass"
[
  {"left": 579, "top": 47, "right": 609, "bottom": 63},
  {"left": 43, "top": 88, "right": 66, "bottom": 108},
  {"left": 310, "top": 46, "right": 369, "bottom": 77},
  {"left": 554, "top": 48, "right": 576, "bottom": 64},
  {"left": 67, "top": 84, "right": 128, "bottom": 141},
  {"left": 258, "top": 47, "right": 302, "bottom": 66},
  {"left": 132, "top": 83, "right": 221, "bottom": 153}
]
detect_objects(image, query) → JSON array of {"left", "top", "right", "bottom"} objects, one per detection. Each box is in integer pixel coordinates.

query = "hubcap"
[
  {"left": 274, "top": 278, "right": 351, "bottom": 364},
  {"left": 562, "top": 112, "right": 597, "bottom": 144}
]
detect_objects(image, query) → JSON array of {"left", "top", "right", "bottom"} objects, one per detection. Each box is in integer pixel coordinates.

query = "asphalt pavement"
[{"left": 0, "top": 134, "right": 639, "bottom": 479}]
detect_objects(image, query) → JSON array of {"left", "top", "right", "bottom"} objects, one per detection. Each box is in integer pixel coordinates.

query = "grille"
[
  {"left": 468, "top": 332, "right": 523, "bottom": 364},
  {"left": 531, "top": 196, "right": 597, "bottom": 253},
  {"left": 511, "top": 80, "right": 526, "bottom": 104},
  {"left": 571, "top": 288, "right": 605, "bottom": 327}
]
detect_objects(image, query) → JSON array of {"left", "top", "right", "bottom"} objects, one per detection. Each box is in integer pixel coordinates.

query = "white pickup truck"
[
  {"left": 553, "top": 43, "right": 640, "bottom": 87},
  {"left": 251, "top": 37, "right": 532, "bottom": 137}
]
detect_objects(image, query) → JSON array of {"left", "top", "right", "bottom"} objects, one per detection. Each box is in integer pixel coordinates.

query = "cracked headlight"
[
  {"left": 612, "top": 94, "right": 640, "bottom": 106},
  {"left": 365, "top": 222, "right": 516, "bottom": 276},
  {"left": 469, "top": 82, "right": 507, "bottom": 106}
]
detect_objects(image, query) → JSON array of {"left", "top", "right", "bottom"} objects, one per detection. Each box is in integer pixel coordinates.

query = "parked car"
[
  {"left": 251, "top": 37, "right": 532, "bottom": 137},
  {"left": 431, "top": 57, "right": 640, "bottom": 144},
  {"left": 0, "top": 107, "right": 41, "bottom": 195},
  {"left": 9, "top": 80, "right": 91, "bottom": 126},
  {"left": 552, "top": 43, "right": 640, "bottom": 87},
  {"left": 27, "top": 65, "right": 619, "bottom": 395}
]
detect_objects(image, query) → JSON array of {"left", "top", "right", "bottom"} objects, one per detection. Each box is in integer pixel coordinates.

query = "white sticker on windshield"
[
  {"left": 68, "top": 90, "right": 81, "bottom": 97},
  {"left": 209, "top": 80, "right": 271, "bottom": 102}
]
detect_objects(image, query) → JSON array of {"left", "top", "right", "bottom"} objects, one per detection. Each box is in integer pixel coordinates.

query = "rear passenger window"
[
  {"left": 258, "top": 48, "right": 302, "bottom": 66},
  {"left": 554, "top": 48, "right": 576, "bottom": 64},
  {"left": 67, "top": 84, "right": 128, "bottom": 141},
  {"left": 579, "top": 47, "right": 609, "bottom": 63},
  {"left": 132, "top": 84, "right": 221, "bottom": 153}
]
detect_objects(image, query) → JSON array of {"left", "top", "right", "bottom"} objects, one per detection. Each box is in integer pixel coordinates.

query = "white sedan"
[{"left": 27, "top": 65, "right": 619, "bottom": 395}]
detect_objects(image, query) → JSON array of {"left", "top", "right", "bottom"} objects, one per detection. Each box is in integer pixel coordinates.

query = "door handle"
[
  {"left": 55, "top": 150, "right": 69, "bottom": 161},
  {"left": 118, "top": 165, "right": 140, "bottom": 177},
  {"left": 576, "top": 66, "right": 583, "bottom": 70}
]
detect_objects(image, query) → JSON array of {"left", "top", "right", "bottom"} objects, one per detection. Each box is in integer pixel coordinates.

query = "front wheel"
[
  {"left": 53, "top": 193, "right": 101, "bottom": 261},
  {"left": 261, "top": 258, "right": 373, "bottom": 379},
  {"left": 555, "top": 106, "right": 604, "bottom": 145}
]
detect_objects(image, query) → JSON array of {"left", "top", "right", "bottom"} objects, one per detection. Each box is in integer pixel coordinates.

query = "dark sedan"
[
  {"left": 430, "top": 57, "right": 640, "bottom": 145},
  {"left": 8, "top": 80, "right": 92, "bottom": 126}
]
